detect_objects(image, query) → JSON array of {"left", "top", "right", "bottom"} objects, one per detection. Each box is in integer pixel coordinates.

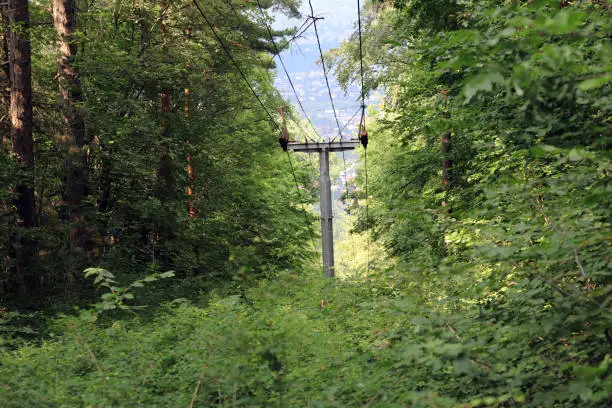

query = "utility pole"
[{"left": 287, "top": 141, "right": 360, "bottom": 277}]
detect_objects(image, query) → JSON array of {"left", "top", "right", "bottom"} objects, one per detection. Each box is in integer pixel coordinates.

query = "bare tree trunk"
[
  {"left": 53, "top": 0, "right": 90, "bottom": 255},
  {"left": 185, "top": 87, "right": 196, "bottom": 219},
  {"left": 183, "top": 27, "right": 196, "bottom": 219},
  {"left": 156, "top": 90, "right": 175, "bottom": 199},
  {"left": 8, "top": 0, "right": 37, "bottom": 295},
  {"left": 1, "top": 9, "right": 12, "bottom": 293},
  {"left": 156, "top": 4, "right": 175, "bottom": 202},
  {"left": 1, "top": 9, "right": 10, "bottom": 150}
]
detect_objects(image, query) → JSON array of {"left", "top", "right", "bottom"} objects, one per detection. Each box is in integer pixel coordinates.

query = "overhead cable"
[
  {"left": 192, "top": 0, "right": 319, "bottom": 261},
  {"left": 255, "top": 0, "right": 323, "bottom": 142},
  {"left": 307, "top": 1, "right": 353, "bottom": 272},
  {"left": 264, "top": 17, "right": 315, "bottom": 71},
  {"left": 191, "top": 0, "right": 281, "bottom": 132},
  {"left": 224, "top": 1, "right": 315, "bottom": 144},
  {"left": 307, "top": 0, "right": 344, "bottom": 143},
  {"left": 357, "top": 0, "right": 370, "bottom": 274},
  {"left": 286, "top": 151, "right": 323, "bottom": 270},
  {"left": 357, "top": 0, "right": 366, "bottom": 116}
]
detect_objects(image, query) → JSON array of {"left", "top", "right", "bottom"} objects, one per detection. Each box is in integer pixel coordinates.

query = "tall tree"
[
  {"left": 157, "top": 89, "right": 174, "bottom": 199},
  {"left": 1, "top": 8, "right": 10, "bottom": 150},
  {"left": 185, "top": 86, "right": 196, "bottom": 219},
  {"left": 8, "top": 0, "right": 36, "bottom": 294},
  {"left": 184, "top": 26, "right": 195, "bottom": 219},
  {"left": 53, "top": 0, "right": 90, "bottom": 254},
  {"left": 156, "top": 3, "right": 175, "bottom": 203}
]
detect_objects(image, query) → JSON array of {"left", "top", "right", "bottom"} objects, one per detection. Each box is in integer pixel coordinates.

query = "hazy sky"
[
  {"left": 273, "top": 0, "right": 358, "bottom": 47},
  {"left": 271, "top": 0, "right": 363, "bottom": 142}
]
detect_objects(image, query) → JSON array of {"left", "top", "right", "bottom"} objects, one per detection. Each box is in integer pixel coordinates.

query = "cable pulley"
[
  {"left": 358, "top": 104, "right": 368, "bottom": 149},
  {"left": 359, "top": 130, "right": 368, "bottom": 149},
  {"left": 279, "top": 107, "right": 289, "bottom": 151}
]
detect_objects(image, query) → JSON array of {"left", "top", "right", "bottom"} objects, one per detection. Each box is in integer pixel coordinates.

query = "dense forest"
[{"left": 1, "top": 0, "right": 610, "bottom": 407}]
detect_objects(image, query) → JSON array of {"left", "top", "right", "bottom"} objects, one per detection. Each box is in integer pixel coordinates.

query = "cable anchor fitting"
[
  {"left": 279, "top": 107, "right": 289, "bottom": 151},
  {"left": 359, "top": 129, "right": 368, "bottom": 149}
]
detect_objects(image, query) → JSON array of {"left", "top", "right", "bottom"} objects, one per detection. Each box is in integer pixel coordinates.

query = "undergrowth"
[{"left": 1, "top": 265, "right": 610, "bottom": 407}]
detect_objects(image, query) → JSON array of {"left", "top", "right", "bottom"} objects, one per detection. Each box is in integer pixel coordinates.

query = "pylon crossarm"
[{"left": 287, "top": 140, "right": 360, "bottom": 153}]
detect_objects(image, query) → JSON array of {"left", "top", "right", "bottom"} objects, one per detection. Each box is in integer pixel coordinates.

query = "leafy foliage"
[
  {"left": 332, "top": 0, "right": 611, "bottom": 405},
  {"left": 0, "top": 0, "right": 319, "bottom": 308},
  {"left": 1, "top": 0, "right": 611, "bottom": 407},
  {"left": 1, "top": 267, "right": 611, "bottom": 407},
  {"left": 83, "top": 267, "right": 175, "bottom": 313}
]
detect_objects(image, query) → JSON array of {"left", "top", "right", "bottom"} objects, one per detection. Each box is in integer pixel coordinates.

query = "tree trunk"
[
  {"left": 8, "top": 0, "right": 37, "bottom": 296},
  {"left": 53, "top": 0, "right": 90, "bottom": 254},
  {"left": 1, "top": 9, "right": 10, "bottom": 150},
  {"left": 185, "top": 87, "right": 196, "bottom": 219},
  {"left": 156, "top": 90, "right": 175, "bottom": 199},
  {"left": 183, "top": 27, "right": 195, "bottom": 219},
  {"left": 156, "top": 4, "right": 175, "bottom": 202}
]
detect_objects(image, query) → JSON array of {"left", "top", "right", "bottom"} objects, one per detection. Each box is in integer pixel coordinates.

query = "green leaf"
[
  {"left": 569, "top": 380, "right": 594, "bottom": 402},
  {"left": 453, "top": 357, "right": 471, "bottom": 375},
  {"left": 84, "top": 267, "right": 114, "bottom": 279},
  {"left": 159, "top": 271, "right": 175, "bottom": 279},
  {"left": 464, "top": 70, "right": 506, "bottom": 101},
  {"left": 578, "top": 73, "right": 612, "bottom": 91},
  {"left": 568, "top": 149, "right": 583, "bottom": 161},
  {"left": 543, "top": 10, "right": 586, "bottom": 35}
]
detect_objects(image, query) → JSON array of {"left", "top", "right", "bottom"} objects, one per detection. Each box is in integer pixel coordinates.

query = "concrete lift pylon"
[{"left": 287, "top": 140, "right": 360, "bottom": 277}]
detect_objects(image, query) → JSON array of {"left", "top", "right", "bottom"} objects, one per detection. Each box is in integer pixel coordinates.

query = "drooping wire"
[
  {"left": 286, "top": 15, "right": 314, "bottom": 46},
  {"left": 191, "top": 0, "right": 281, "bottom": 133},
  {"left": 225, "top": 1, "right": 318, "bottom": 182},
  {"left": 264, "top": 17, "right": 315, "bottom": 71},
  {"left": 223, "top": 0, "right": 317, "bottom": 194},
  {"left": 357, "top": 0, "right": 370, "bottom": 275},
  {"left": 286, "top": 151, "right": 323, "bottom": 271},
  {"left": 363, "top": 146, "right": 370, "bottom": 276},
  {"left": 225, "top": 1, "right": 316, "bottom": 144},
  {"left": 225, "top": 2, "right": 317, "bottom": 173},
  {"left": 192, "top": 0, "right": 319, "bottom": 262},
  {"left": 357, "top": 0, "right": 366, "bottom": 112},
  {"left": 340, "top": 107, "right": 363, "bottom": 135},
  {"left": 255, "top": 0, "right": 323, "bottom": 143},
  {"left": 340, "top": 153, "right": 351, "bottom": 221},
  {"left": 228, "top": 1, "right": 328, "bottom": 198},
  {"left": 307, "top": 0, "right": 355, "bottom": 274},
  {"left": 336, "top": 106, "right": 365, "bottom": 217},
  {"left": 307, "top": 0, "right": 343, "bottom": 143},
  {"left": 356, "top": 0, "right": 367, "bottom": 143}
]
